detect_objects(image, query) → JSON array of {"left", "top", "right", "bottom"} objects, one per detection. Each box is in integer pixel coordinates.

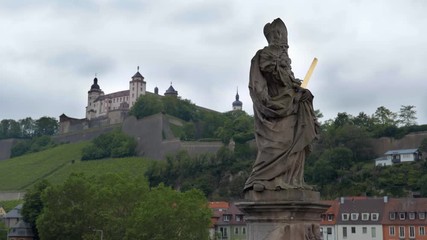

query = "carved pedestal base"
[{"left": 236, "top": 190, "right": 329, "bottom": 240}]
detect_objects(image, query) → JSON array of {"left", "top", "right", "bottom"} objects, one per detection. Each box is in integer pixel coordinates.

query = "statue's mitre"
[{"left": 263, "top": 18, "right": 288, "bottom": 39}]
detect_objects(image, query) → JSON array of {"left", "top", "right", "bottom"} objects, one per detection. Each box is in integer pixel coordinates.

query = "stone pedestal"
[{"left": 236, "top": 190, "right": 329, "bottom": 240}]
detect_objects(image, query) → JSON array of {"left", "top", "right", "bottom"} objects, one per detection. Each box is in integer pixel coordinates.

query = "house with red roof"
[
  {"left": 209, "top": 202, "right": 246, "bottom": 240},
  {"left": 382, "top": 198, "right": 427, "bottom": 240},
  {"left": 320, "top": 200, "right": 340, "bottom": 240}
]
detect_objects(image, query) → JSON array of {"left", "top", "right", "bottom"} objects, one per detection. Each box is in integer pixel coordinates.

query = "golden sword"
[{"left": 301, "top": 57, "right": 318, "bottom": 89}]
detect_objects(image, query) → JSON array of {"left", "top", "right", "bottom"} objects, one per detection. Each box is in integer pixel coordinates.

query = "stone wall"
[
  {"left": 370, "top": 131, "right": 427, "bottom": 156},
  {"left": 0, "top": 139, "right": 18, "bottom": 161}
]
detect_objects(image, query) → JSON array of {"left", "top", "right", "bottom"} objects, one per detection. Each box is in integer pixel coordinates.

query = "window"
[
  {"left": 399, "top": 212, "right": 406, "bottom": 220},
  {"left": 343, "top": 227, "right": 347, "bottom": 238},
  {"left": 399, "top": 226, "right": 405, "bottom": 238},
  {"left": 236, "top": 215, "right": 243, "bottom": 222},
  {"left": 410, "top": 226, "right": 415, "bottom": 238},
  {"left": 371, "top": 227, "right": 376, "bottom": 238},
  {"left": 351, "top": 213, "right": 359, "bottom": 220},
  {"left": 242, "top": 227, "right": 246, "bottom": 234},
  {"left": 351, "top": 227, "right": 356, "bottom": 234},
  {"left": 419, "top": 212, "right": 426, "bottom": 220},
  {"left": 234, "top": 227, "right": 239, "bottom": 235},
  {"left": 327, "top": 227, "right": 332, "bottom": 234},
  {"left": 409, "top": 212, "right": 416, "bottom": 220},
  {"left": 371, "top": 213, "right": 379, "bottom": 221},
  {"left": 390, "top": 212, "right": 396, "bottom": 220},
  {"left": 420, "top": 226, "right": 425, "bottom": 236},
  {"left": 389, "top": 226, "right": 395, "bottom": 236},
  {"left": 327, "top": 214, "right": 334, "bottom": 221},
  {"left": 223, "top": 215, "right": 231, "bottom": 222},
  {"left": 220, "top": 227, "right": 228, "bottom": 237},
  {"left": 342, "top": 213, "right": 349, "bottom": 221},
  {"left": 362, "top": 213, "right": 369, "bottom": 221},
  {"left": 363, "top": 227, "right": 367, "bottom": 234}
]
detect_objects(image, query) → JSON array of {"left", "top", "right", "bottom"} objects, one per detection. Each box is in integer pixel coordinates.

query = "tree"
[
  {"left": 36, "top": 174, "right": 210, "bottom": 240},
  {"left": 333, "top": 112, "right": 353, "bottom": 128},
  {"left": 81, "top": 130, "right": 137, "bottom": 160},
  {"left": 37, "top": 174, "right": 149, "bottom": 240},
  {"left": 34, "top": 117, "right": 58, "bottom": 136},
  {"left": 125, "top": 185, "right": 211, "bottom": 240},
  {"left": 373, "top": 106, "right": 397, "bottom": 126},
  {"left": 129, "top": 94, "right": 164, "bottom": 119},
  {"left": 19, "top": 117, "right": 35, "bottom": 138},
  {"left": 22, "top": 180, "right": 51, "bottom": 240},
  {"left": 398, "top": 105, "right": 417, "bottom": 127}
]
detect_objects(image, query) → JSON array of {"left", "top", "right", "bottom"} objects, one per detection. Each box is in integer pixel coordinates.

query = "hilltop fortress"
[
  {"left": 56, "top": 67, "right": 243, "bottom": 160},
  {"left": 59, "top": 67, "right": 242, "bottom": 134}
]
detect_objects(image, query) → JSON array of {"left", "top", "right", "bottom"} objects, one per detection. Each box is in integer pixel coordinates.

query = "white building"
[
  {"left": 335, "top": 197, "right": 386, "bottom": 240},
  {"left": 375, "top": 149, "right": 422, "bottom": 166}
]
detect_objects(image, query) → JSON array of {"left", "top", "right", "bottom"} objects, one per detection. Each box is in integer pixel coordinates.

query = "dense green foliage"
[
  {"left": 34, "top": 174, "right": 211, "bottom": 240},
  {"left": 146, "top": 105, "right": 427, "bottom": 200},
  {"left": 10, "top": 136, "right": 57, "bottom": 158},
  {"left": 304, "top": 106, "right": 426, "bottom": 198},
  {"left": 129, "top": 94, "right": 255, "bottom": 143},
  {"left": 130, "top": 94, "right": 198, "bottom": 121},
  {"left": 146, "top": 146, "right": 256, "bottom": 200},
  {"left": 81, "top": 129, "right": 137, "bottom": 160},
  {"left": 22, "top": 180, "right": 50, "bottom": 240},
  {"left": 0, "top": 117, "right": 58, "bottom": 139}
]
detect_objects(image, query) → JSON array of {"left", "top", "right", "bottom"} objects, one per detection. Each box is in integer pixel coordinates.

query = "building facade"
[
  {"left": 375, "top": 149, "right": 422, "bottom": 166},
  {"left": 209, "top": 202, "right": 247, "bottom": 240}
]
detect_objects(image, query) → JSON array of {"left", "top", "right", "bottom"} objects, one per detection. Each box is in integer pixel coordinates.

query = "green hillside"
[{"left": 0, "top": 141, "right": 150, "bottom": 191}]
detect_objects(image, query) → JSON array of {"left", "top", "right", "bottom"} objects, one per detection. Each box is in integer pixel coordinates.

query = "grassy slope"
[{"left": 0, "top": 142, "right": 151, "bottom": 191}]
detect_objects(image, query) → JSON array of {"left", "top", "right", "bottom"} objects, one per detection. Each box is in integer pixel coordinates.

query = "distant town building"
[
  {"left": 335, "top": 197, "right": 385, "bottom": 240},
  {"left": 375, "top": 149, "right": 422, "bottom": 166},
  {"left": 3, "top": 204, "right": 34, "bottom": 240},
  {"left": 209, "top": 202, "right": 246, "bottom": 240}
]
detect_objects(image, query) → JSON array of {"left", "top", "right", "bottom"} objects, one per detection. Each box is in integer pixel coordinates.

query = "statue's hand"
[{"left": 299, "top": 89, "right": 313, "bottom": 102}]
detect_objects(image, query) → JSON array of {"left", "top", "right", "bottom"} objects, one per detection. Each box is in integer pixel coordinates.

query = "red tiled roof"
[
  {"left": 321, "top": 200, "right": 339, "bottom": 225},
  {"left": 209, "top": 201, "right": 229, "bottom": 209},
  {"left": 382, "top": 198, "right": 427, "bottom": 225}
]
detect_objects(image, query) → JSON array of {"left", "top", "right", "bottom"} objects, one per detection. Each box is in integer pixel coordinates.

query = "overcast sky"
[{"left": 1, "top": 0, "right": 426, "bottom": 124}]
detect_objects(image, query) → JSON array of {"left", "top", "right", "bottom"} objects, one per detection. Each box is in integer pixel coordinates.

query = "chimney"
[
  {"left": 384, "top": 196, "right": 388, "bottom": 203},
  {"left": 340, "top": 197, "right": 345, "bottom": 204}
]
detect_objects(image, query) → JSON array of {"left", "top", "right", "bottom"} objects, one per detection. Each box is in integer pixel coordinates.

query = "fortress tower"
[
  {"left": 86, "top": 76, "right": 104, "bottom": 120},
  {"left": 129, "top": 66, "right": 146, "bottom": 108}
]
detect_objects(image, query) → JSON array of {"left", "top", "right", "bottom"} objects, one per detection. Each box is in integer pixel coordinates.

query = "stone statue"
[{"left": 244, "top": 18, "right": 319, "bottom": 192}]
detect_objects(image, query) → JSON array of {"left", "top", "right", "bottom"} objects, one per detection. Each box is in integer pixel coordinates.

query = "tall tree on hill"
[
  {"left": 34, "top": 117, "right": 58, "bottom": 136},
  {"left": 398, "top": 105, "right": 417, "bottom": 127},
  {"left": 19, "top": 117, "right": 35, "bottom": 138},
  {"left": 373, "top": 106, "right": 398, "bottom": 126}
]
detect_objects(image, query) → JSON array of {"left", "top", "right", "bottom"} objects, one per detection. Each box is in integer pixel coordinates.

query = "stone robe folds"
[{"left": 244, "top": 46, "right": 319, "bottom": 191}]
